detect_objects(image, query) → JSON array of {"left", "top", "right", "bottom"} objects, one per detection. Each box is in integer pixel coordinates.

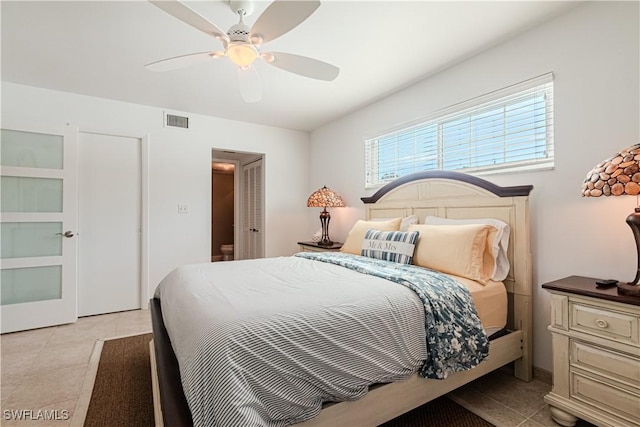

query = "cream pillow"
[
  {"left": 424, "top": 216, "right": 510, "bottom": 281},
  {"left": 371, "top": 215, "right": 419, "bottom": 231},
  {"left": 341, "top": 218, "right": 402, "bottom": 255},
  {"left": 408, "top": 223, "right": 497, "bottom": 284}
]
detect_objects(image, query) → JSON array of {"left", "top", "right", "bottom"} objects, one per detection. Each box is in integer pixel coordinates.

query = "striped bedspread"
[
  {"left": 294, "top": 252, "right": 489, "bottom": 379},
  {"left": 154, "top": 254, "right": 488, "bottom": 427}
]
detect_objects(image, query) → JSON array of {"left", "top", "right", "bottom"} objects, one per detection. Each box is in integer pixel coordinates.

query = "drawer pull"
[{"left": 595, "top": 319, "right": 608, "bottom": 329}]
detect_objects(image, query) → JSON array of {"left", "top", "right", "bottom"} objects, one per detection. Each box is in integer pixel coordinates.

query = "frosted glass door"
[{"left": 0, "top": 123, "right": 78, "bottom": 333}]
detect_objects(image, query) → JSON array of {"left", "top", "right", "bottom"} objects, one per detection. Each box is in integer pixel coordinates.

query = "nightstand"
[
  {"left": 542, "top": 276, "right": 640, "bottom": 427},
  {"left": 298, "top": 241, "right": 343, "bottom": 253}
]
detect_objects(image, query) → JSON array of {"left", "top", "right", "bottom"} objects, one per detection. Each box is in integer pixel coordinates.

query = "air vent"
[{"left": 164, "top": 111, "right": 190, "bottom": 129}]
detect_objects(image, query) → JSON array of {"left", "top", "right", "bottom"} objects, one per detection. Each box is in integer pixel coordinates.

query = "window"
[{"left": 365, "top": 73, "right": 554, "bottom": 188}]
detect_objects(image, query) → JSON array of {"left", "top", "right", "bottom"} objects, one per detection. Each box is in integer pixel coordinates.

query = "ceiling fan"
[{"left": 146, "top": 0, "right": 339, "bottom": 103}]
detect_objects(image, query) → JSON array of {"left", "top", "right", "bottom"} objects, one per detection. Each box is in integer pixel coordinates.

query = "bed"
[{"left": 149, "top": 170, "right": 533, "bottom": 427}]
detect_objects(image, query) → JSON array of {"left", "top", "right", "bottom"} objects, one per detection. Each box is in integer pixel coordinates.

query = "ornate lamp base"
[
  {"left": 317, "top": 208, "right": 333, "bottom": 247},
  {"left": 618, "top": 282, "right": 640, "bottom": 296},
  {"left": 623, "top": 208, "right": 640, "bottom": 297}
]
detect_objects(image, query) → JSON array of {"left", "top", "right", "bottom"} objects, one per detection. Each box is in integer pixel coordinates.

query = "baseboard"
[
  {"left": 494, "top": 363, "right": 551, "bottom": 385},
  {"left": 533, "top": 366, "right": 552, "bottom": 385}
]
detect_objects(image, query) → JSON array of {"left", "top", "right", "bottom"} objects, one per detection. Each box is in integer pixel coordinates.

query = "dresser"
[
  {"left": 297, "top": 241, "right": 343, "bottom": 253},
  {"left": 542, "top": 276, "right": 640, "bottom": 427}
]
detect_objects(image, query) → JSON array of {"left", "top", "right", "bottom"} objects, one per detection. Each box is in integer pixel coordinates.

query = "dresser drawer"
[
  {"left": 571, "top": 340, "right": 640, "bottom": 388},
  {"left": 571, "top": 373, "right": 640, "bottom": 424},
  {"left": 570, "top": 302, "right": 639, "bottom": 346}
]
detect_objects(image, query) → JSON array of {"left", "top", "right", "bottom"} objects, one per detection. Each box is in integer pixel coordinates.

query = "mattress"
[{"left": 445, "top": 274, "right": 507, "bottom": 336}]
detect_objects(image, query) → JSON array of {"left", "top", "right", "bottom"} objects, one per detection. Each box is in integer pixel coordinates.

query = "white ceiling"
[{"left": 1, "top": 1, "right": 579, "bottom": 131}]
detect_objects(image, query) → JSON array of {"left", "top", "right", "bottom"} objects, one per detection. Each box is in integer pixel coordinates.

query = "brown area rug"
[
  {"left": 84, "top": 333, "right": 154, "bottom": 427},
  {"left": 85, "top": 333, "right": 494, "bottom": 427}
]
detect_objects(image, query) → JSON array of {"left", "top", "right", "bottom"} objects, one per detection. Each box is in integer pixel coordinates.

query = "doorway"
[
  {"left": 211, "top": 160, "right": 237, "bottom": 261},
  {"left": 211, "top": 149, "right": 264, "bottom": 261}
]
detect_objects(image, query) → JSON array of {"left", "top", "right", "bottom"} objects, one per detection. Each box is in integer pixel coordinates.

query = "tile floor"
[
  {"left": 0, "top": 309, "right": 589, "bottom": 427},
  {"left": 1, "top": 309, "right": 151, "bottom": 426},
  {"left": 449, "top": 369, "right": 593, "bottom": 427}
]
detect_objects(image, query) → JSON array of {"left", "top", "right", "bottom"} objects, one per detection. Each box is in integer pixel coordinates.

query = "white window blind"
[{"left": 365, "top": 73, "right": 554, "bottom": 188}]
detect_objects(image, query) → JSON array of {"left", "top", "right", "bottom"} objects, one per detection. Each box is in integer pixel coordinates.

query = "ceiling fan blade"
[
  {"left": 264, "top": 52, "right": 339, "bottom": 81},
  {"left": 237, "top": 66, "right": 262, "bottom": 103},
  {"left": 250, "top": 0, "right": 320, "bottom": 44},
  {"left": 145, "top": 51, "right": 221, "bottom": 72},
  {"left": 150, "top": 0, "right": 229, "bottom": 43}
]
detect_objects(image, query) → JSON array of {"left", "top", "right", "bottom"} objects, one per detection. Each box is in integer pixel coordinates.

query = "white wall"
[
  {"left": 309, "top": 1, "right": 640, "bottom": 371},
  {"left": 1, "top": 82, "right": 311, "bottom": 298}
]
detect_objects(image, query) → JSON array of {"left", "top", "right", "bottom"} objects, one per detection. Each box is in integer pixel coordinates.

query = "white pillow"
[
  {"left": 371, "top": 215, "right": 418, "bottom": 232},
  {"left": 424, "top": 216, "right": 510, "bottom": 281}
]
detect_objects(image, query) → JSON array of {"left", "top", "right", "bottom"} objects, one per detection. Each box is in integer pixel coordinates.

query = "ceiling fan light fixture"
[{"left": 227, "top": 43, "right": 258, "bottom": 67}]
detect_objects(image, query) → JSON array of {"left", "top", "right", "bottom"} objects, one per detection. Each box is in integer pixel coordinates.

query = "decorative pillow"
[
  {"left": 361, "top": 229, "right": 420, "bottom": 264},
  {"left": 371, "top": 215, "right": 419, "bottom": 231},
  {"left": 424, "top": 216, "right": 510, "bottom": 281},
  {"left": 408, "top": 223, "right": 497, "bottom": 284},
  {"left": 340, "top": 218, "right": 402, "bottom": 255}
]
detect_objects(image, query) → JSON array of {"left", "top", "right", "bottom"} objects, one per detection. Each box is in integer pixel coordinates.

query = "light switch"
[{"left": 178, "top": 203, "right": 189, "bottom": 214}]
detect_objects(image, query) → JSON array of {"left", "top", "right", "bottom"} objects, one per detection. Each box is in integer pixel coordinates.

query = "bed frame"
[{"left": 150, "top": 170, "right": 533, "bottom": 427}]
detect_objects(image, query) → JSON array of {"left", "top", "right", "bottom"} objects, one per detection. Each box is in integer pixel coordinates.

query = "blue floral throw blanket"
[{"left": 295, "top": 252, "right": 489, "bottom": 379}]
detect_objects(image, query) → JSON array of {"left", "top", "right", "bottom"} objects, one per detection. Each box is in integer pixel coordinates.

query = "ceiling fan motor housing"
[
  {"left": 227, "top": 0, "right": 253, "bottom": 43},
  {"left": 227, "top": 22, "right": 251, "bottom": 42}
]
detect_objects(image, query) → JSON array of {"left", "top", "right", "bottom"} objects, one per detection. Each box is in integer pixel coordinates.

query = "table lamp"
[
  {"left": 307, "top": 186, "right": 345, "bottom": 247},
  {"left": 581, "top": 142, "right": 640, "bottom": 296}
]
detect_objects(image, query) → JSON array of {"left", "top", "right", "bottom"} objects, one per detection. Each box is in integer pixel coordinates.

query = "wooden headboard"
[{"left": 362, "top": 171, "right": 533, "bottom": 380}]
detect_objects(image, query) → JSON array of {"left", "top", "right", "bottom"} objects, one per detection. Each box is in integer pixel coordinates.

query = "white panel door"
[
  {"left": 0, "top": 122, "right": 78, "bottom": 333},
  {"left": 78, "top": 132, "right": 141, "bottom": 316}
]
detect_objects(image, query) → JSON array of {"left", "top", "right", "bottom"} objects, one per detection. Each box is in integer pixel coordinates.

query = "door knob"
[{"left": 56, "top": 231, "right": 75, "bottom": 238}]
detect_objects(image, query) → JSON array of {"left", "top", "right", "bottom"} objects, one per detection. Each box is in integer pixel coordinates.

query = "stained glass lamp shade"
[{"left": 582, "top": 142, "right": 640, "bottom": 296}]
